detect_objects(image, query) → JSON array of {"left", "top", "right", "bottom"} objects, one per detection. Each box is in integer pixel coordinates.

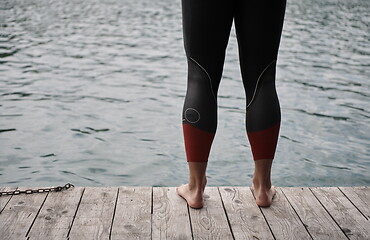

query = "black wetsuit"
[{"left": 181, "top": 0, "right": 287, "bottom": 162}]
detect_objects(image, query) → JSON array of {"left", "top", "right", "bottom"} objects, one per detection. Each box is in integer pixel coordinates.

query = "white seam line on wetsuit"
[
  {"left": 246, "top": 59, "right": 276, "bottom": 109},
  {"left": 189, "top": 56, "right": 217, "bottom": 103}
]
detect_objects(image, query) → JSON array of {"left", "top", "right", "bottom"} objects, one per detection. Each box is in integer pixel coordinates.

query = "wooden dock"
[{"left": 0, "top": 186, "right": 368, "bottom": 239}]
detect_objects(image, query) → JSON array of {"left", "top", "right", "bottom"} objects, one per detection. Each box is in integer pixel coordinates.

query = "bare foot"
[
  {"left": 250, "top": 182, "right": 276, "bottom": 207},
  {"left": 176, "top": 176, "right": 207, "bottom": 209}
]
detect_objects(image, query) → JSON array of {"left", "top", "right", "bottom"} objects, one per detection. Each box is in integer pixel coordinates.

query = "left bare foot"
[
  {"left": 176, "top": 184, "right": 204, "bottom": 208},
  {"left": 176, "top": 176, "right": 207, "bottom": 209},
  {"left": 250, "top": 182, "right": 276, "bottom": 207}
]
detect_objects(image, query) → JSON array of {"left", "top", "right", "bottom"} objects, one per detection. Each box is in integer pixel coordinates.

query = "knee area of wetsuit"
[
  {"left": 248, "top": 60, "right": 277, "bottom": 94},
  {"left": 245, "top": 59, "right": 281, "bottom": 133},
  {"left": 182, "top": 57, "right": 218, "bottom": 133}
]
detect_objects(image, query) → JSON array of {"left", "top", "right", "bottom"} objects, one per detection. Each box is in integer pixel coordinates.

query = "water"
[{"left": 0, "top": 0, "right": 369, "bottom": 187}]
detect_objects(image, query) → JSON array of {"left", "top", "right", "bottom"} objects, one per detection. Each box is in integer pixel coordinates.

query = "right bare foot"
[{"left": 250, "top": 182, "right": 276, "bottom": 207}]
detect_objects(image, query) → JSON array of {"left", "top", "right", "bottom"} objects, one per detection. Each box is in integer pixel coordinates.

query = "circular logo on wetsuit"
[{"left": 185, "top": 108, "right": 200, "bottom": 123}]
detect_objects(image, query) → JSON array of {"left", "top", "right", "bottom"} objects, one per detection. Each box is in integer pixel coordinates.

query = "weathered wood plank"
[
  {"left": 281, "top": 187, "right": 347, "bottom": 239},
  {"left": 188, "top": 187, "right": 233, "bottom": 240},
  {"left": 258, "top": 187, "right": 311, "bottom": 239},
  {"left": 110, "top": 186, "right": 152, "bottom": 240},
  {"left": 68, "top": 187, "right": 118, "bottom": 240},
  {"left": 339, "top": 186, "right": 369, "bottom": 220},
  {"left": 0, "top": 187, "right": 17, "bottom": 214},
  {"left": 219, "top": 186, "right": 274, "bottom": 239},
  {"left": 1, "top": 186, "right": 369, "bottom": 239},
  {"left": 310, "top": 187, "right": 370, "bottom": 239},
  {"left": 26, "top": 186, "right": 84, "bottom": 239},
  {"left": 152, "top": 187, "right": 192, "bottom": 239},
  {"left": 0, "top": 186, "right": 48, "bottom": 240}
]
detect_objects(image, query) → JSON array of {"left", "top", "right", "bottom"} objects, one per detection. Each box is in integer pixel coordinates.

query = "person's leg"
[
  {"left": 177, "top": 0, "right": 234, "bottom": 208},
  {"left": 234, "top": 0, "right": 286, "bottom": 207}
]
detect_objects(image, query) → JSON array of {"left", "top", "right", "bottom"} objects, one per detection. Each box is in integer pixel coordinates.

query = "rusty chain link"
[{"left": 0, "top": 183, "right": 74, "bottom": 197}]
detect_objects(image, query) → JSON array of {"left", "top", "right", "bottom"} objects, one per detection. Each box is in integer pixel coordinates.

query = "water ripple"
[{"left": 0, "top": 0, "right": 369, "bottom": 187}]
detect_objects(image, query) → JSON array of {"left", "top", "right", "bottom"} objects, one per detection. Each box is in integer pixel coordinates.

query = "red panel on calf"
[
  {"left": 183, "top": 123, "right": 215, "bottom": 162},
  {"left": 247, "top": 122, "right": 280, "bottom": 160}
]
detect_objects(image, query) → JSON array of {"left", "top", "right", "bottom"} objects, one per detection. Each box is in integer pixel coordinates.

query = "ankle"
[
  {"left": 188, "top": 183, "right": 203, "bottom": 192},
  {"left": 252, "top": 178, "right": 271, "bottom": 189},
  {"left": 189, "top": 175, "right": 207, "bottom": 190}
]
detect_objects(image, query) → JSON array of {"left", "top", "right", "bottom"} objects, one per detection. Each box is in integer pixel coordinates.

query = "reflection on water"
[{"left": 0, "top": 0, "right": 369, "bottom": 187}]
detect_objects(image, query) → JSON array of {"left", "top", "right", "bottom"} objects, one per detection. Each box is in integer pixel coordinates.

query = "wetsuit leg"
[
  {"left": 234, "top": 0, "right": 286, "bottom": 160},
  {"left": 181, "top": 0, "right": 234, "bottom": 162}
]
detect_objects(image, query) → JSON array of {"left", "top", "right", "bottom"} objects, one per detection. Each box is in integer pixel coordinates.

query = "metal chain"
[{"left": 0, "top": 183, "right": 74, "bottom": 197}]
